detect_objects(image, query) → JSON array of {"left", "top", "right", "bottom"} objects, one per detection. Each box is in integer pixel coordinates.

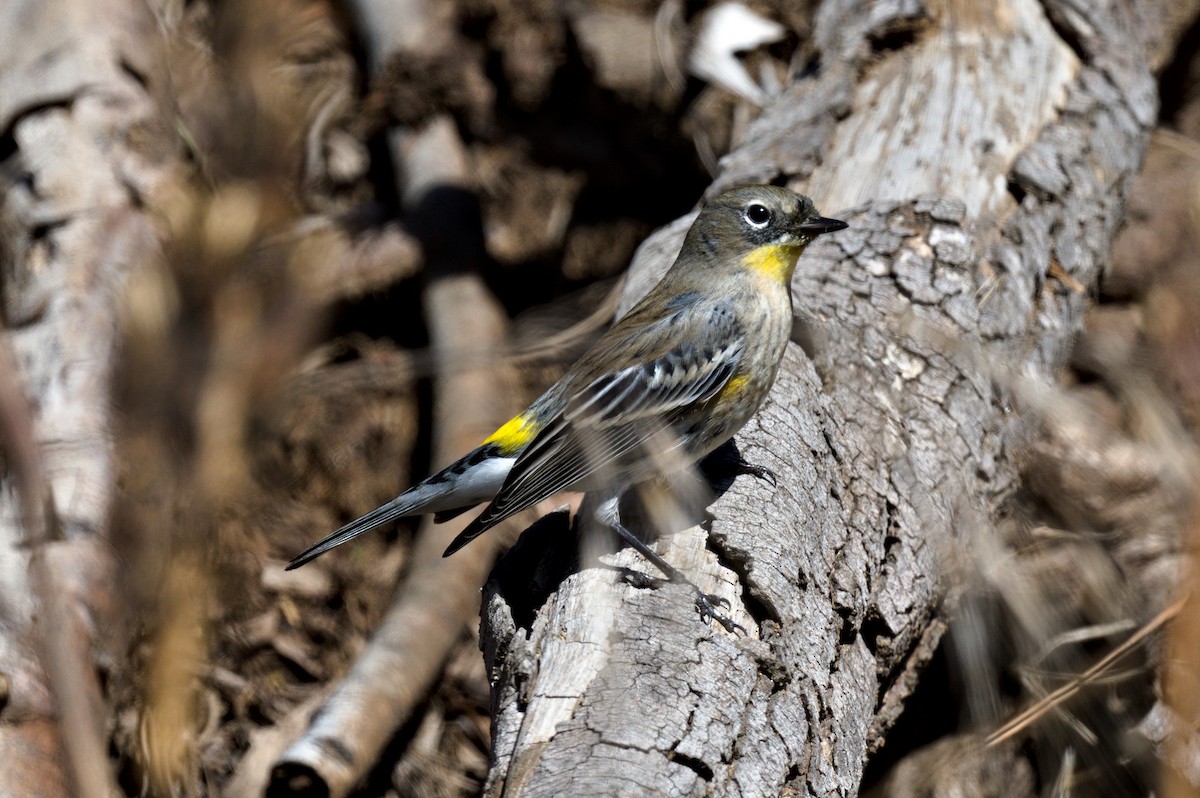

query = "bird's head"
[{"left": 683, "top": 185, "right": 847, "bottom": 284}]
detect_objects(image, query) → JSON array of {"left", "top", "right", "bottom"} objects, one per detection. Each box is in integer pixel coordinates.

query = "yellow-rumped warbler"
[{"left": 287, "top": 185, "right": 846, "bottom": 629}]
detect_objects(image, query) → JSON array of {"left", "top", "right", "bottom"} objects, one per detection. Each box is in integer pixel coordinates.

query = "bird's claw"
[
  {"left": 612, "top": 565, "right": 743, "bottom": 633},
  {"left": 706, "top": 446, "right": 777, "bottom": 489},
  {"left": 738, "top": 462, "right": 777, "bottom": 488},
  {"left": 615, "top": 566, "right": 666, "bottom": 591},
  {"left": 695, "top": 591, "right": 744, "bottom": 634}
]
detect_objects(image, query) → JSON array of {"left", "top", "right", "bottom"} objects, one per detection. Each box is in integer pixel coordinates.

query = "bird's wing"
[{"left": 444, "top": 302, "right": 744, "bottom": 554}]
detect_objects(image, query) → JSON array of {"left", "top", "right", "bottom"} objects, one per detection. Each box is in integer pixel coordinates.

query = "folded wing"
[{"left": 444, "top": 302, "right": 744, "bottom": 555}]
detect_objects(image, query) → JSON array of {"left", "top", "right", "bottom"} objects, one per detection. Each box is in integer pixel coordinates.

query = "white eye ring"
[{"left": 743, "top": 203, "right": 772, "bottom": 228}]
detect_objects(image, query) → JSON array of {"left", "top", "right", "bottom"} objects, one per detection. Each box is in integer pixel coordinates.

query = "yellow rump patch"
[
  {"left": 484, "top": 413, "right": 539, "bottom": 454},
  {"left": 718, "top": 374, "right": 750, "bottom": 401},
  {"left": 742, "top": 243, "right": 802, "bottom": 283}
]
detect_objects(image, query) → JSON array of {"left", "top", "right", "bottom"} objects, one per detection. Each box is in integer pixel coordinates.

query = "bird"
[{"left": 286, "top": 185, "right": 847, "bottom": 630}]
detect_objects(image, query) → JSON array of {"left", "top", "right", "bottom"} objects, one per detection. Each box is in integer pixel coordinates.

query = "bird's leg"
[
  {"left": 610, "top": 520, "right": 742, "bottom": 633},
  {"left": 596, "top": 497, "right": 743, "bottom": 633}
]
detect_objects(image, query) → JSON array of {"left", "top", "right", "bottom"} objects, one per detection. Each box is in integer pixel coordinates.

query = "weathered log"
[{"left": 479, "top": 0, "right": 1194, "bottom": 795}]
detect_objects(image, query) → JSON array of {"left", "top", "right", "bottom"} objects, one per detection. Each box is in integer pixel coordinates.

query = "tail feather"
[
  {"left": 442, "top": 509, "right": 502, "bottom": 557},
  {"left": 286, "top": 495, "right": 423, "bottom": 570},
  {"left": 287, "top": 444, "right": 516, "bottom": 569},
  {"left": 432, "top": 505, "right": 477, "bottom": 524}
]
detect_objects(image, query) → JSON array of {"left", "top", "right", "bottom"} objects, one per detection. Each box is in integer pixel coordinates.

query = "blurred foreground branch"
[{"left": 0, "top": 0, "right": 181, "bottom": 794}]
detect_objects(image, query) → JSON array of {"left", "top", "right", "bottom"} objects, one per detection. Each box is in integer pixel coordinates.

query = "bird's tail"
[
  {"left": 286, "top": 443, "right": 516, "bottom": 569},
  {"left": 285, "top": 492, "right": 428, "bottom": 570}
]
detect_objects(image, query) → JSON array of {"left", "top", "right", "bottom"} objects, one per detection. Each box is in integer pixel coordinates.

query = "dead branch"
[{"left": 988, "top": 595, "right": 1185, "bottom": 747}]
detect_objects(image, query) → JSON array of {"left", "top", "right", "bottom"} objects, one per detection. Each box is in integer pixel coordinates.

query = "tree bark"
[
  {"left": 0, "top": 1, "right": 179, "bottom": 795},
  {"left": 480, "top": 0, "right": 1192, "bottom": 795}
]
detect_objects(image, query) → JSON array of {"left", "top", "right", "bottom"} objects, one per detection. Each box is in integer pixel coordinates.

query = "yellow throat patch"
[
  {"left": 742, "top": 243, "right": 802, "bottom": 283},
  {"left": 484, "top": 413, "right": 539, "bottom": 454}
]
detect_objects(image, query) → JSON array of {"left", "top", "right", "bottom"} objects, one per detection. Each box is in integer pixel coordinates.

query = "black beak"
[{"left": 796, "top": 216, "right": 848, "bottom": 235}]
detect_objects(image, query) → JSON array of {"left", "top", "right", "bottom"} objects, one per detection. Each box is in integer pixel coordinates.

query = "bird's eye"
[{"left": 744, "top": 204, "right": 772, "bottom": 227}]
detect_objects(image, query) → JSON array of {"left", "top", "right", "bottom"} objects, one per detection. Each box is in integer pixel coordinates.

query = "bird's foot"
[
  {"left": 733, "top": 460, "right": 777, "bottom": 488},
  {"left": 613, "top": 566, "right": 743, "bottom": 633},
  {"left": 694, "top": 590, "right": 744, "bottom": 634},
  {"left": 704, "top": 444, "right": 778, "bottom": 489},
  {"left": 612, "top": 565, "right": 666, "bottom": 591}
]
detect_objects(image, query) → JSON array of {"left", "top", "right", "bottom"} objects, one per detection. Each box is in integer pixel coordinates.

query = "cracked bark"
[{"left": 479, "top": 0, "right": 1195, "bottom": 796}]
